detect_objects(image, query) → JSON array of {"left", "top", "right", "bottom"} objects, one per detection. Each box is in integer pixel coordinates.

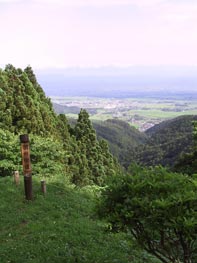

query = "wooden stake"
[
  {"left": 13, "top": 171, "right": 20, "bottom": 186},
  {"left": 41, "top": 180, "right": 46, "bottom": 194}
]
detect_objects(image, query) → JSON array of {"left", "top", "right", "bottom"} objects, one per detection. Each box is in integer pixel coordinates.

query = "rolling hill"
[{"left": 89, "top": 116, "right": 197, "bottom": 169}]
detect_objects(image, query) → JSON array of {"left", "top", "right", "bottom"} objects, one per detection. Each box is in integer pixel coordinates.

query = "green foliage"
[
  {"left": 30, "top": 135, "right": 67, "bottom": 177},
  {"left": 0, "top": 64, "right": 57, "bottom": 136},
  {"left": 173, "top": 121, "right": 197, "bottom": 175},
  {"left": 1, "top": 64, "right": 197, "bottom": 263},
  {"left": 173, "top": 152, "right": 197, "bottom": 176},
  {"left": 93, "top": 119, "right": 147, "bottom": 168},
  {"left": 0, "top": 129, "right": 21, "bottom": 176},
  {"left": 0, "top": 65, "right": 118, "bottom": 187},
  {"left": 0, "top": 130, "right": 68, "bottom": 178},
  {"left": 99, "top": 165, "right": 197, "bottom": 263},
  {"left": 72, "top": 109, "right": 118, "bottom": 186},
  {"left": 88, "top": 116, "right": 197, "bottom": 170},
  {"left": 135, "top": 115, "right": 197, "bottom": 168},
  {"left": 193, "top": 121, "right": 197, "bottom": 150}
]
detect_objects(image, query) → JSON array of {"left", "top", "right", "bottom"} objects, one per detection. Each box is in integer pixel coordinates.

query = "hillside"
[
  {"left": 68, "top": 118, "right": 147, "bottom": 167},
  {"left": 135, "top": 115, "right": 197, "bottom": 167},
  {"left": 0, "top": 65, "right": 196, "bottom": 263},
  {"left": 88, "top": 116, "right": 197, "bottom": 169},
  {"left": 145, "top": 115, "right": 197, "bottom": 137},
  {"left": 0, "top": 175, "right": 159, "bottom": 263},
  {"left": 93, "top": 119, "right": 147, "bottom": 167}
]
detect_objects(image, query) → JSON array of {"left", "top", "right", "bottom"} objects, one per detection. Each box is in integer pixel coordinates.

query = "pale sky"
[{"left": 0, "top": 0, "right": 197, "bottom": 69}]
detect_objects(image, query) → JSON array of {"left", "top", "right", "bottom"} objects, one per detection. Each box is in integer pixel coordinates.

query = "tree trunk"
[{"left": 184, "top": 256, "right": 192, "bottom": 263}]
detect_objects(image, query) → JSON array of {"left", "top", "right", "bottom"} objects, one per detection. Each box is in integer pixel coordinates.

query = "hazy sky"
[{"left": 0, "top": 0, "right": 197, "bottom": 69}]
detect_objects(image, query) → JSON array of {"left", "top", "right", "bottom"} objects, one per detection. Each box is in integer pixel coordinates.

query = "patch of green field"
[
  {"left": 90, "top": 115, "right": 112, "bottom": 121},
  {"left": 128, "top": 109, "right": 197, "bottom": 119},
  {"left": 66, "top": 113, "right": 78, "bottom": 119}
]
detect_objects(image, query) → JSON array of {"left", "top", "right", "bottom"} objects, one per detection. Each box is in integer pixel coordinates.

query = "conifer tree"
[
  {"left": 0, "top": 65, "right": 58, "bottom": 136},
  {"left": 0, "top": 65, "right": 118, "bottom": 186},
  {"left": 73, "top": 109, "right": 117, "bottom": 185}
]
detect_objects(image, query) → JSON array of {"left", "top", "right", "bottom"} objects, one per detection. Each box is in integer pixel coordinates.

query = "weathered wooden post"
[
  {"left": 41, "top": 180, "right": 46, "bottom": 195},
  {"left": 20, "top": 134, "right": 33, "bottom": 200},
  {"left": 13, "top": 170, "right": 20, "bottom": 186}
]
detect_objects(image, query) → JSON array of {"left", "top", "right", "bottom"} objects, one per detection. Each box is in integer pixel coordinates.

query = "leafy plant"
[
  {"left": 0, "top": 129, "right": 21, "bottom": 176},
  {"left": 99, "top": 164, "right": 197, "bottom": 263}
]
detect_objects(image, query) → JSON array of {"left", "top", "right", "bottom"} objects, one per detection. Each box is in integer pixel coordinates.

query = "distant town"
[{"left": 51, "top": 97, "right": 197, "bottom": 131}]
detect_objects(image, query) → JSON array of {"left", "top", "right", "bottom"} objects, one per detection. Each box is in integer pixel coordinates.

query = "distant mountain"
[{"left": 35, "top": 66, "right": 197, "bottom": 99}]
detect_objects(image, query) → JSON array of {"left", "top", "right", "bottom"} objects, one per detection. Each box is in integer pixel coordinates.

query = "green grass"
[
  {"left": 65, "top": 113, "right": 78, "bottom": 119},
  {"left": 0, "top": 175, "right": 157, "bottom": 263},
  {"left": 129, "top": 109, "right": 197, "bottom": 119}
]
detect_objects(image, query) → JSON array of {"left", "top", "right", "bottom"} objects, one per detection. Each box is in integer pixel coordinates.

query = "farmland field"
[{"left": 52, "top": 96, "right": 197, "bottom": 131}]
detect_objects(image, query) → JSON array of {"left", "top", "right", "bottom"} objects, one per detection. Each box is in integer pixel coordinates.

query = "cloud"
[
  {"left": 0, "top": 0, "right": 196, "bottom": 68},
  {"left": 161, "top": 1, "right": 197, "bottom": 23},
  {"left": 0, "top": 0, "right": 22, "bottom": 2},
  {"left": 32, "top": 0, "right": 164, "bottom": 7}
]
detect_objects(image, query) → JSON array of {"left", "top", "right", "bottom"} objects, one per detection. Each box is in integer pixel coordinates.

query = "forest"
[{"left": 0, "top": 65, "right": 196, "bottom": 263}]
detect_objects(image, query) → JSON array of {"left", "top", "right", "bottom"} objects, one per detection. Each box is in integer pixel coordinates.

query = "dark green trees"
[
  {"left": 0, "top": 65, "right": 57, "bottom": 135},
  {"left": 72, "top": 109, "right": 117, "bottom": 186},
  {"left": 193, "top": 121, "right": 197, "bottom": 147},
  {"left": 0, "top": 70, "right": 13, "bottom": 130},
  {"left": 0, "top": 129, "right": 20, "bottom": 176},
  {"left": 173, "top": 121, "right": 197, "bottom": 175},
  {"left": 0, "top": 65, "right": 117, "bottom": 186}
]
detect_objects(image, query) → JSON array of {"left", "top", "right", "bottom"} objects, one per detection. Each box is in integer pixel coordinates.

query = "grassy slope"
[{"left": 0, "top": 175, "right": 157, "bottom": 263}]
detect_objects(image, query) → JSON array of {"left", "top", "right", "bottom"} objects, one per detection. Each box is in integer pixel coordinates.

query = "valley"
[
  {"left": 52, "top": 96, "right": 197, "bottom": 131},
  {"left": 1, "top": 65, "right": 197, "bottom": 263}
]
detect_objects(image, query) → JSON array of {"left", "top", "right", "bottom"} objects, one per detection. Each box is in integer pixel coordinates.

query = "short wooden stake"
[
  {"left": 41, "top": 180, "right": 46, "bottom": 194},
  {"left": 13, "top": 171, "right": 20, "bottom": 186}
]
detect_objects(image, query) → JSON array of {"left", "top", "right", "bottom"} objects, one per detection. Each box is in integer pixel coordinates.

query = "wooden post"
[
  {"left": 13, "top": 171, "right": 20, "bottom": 186},
  {"left": 41, "top": 180, "right": 46, "bottom": 194},
  {"left": 20, "top": 134, "right": 33, "bottom": 201},
  {"left": 24, "top": 176, "right": 33, "bottom": 200}
]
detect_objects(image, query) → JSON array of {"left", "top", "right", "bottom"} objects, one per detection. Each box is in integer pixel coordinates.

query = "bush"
[{"left": 99, "top": 164, "right": 197, "bottom": 263}]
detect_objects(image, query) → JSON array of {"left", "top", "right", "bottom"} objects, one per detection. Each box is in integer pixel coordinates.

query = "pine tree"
[{"left": 73, "top": 109, "right": 117, "bottom": 185}]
